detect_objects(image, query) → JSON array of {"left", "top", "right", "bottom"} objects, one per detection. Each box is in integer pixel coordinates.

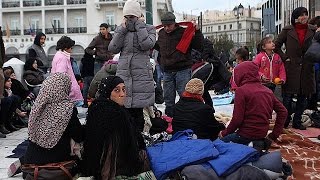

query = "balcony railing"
[
  {"left": 67, "top": 27, "right": 87, "bottom": 33},
  {"left": 99, "top": 0, "right": 117, "bottom": 2},
  {"left": 67, "top": 0, "right": 86, "bottom": 4},
  {"left": 45, "top": 0, "right": 63, "bottom": 5},
  {"left": 24, "top": 29, "right": 41, "bottom": 35},
  {"left": 45, "top": 28, "right": 64, "bottom": 34},
  {"left": 2, "top": 1, "right": 20, "bottom": 8},
  {"left": 23, "top": 0, "right": 41, "bottom": 7},
  {"left": 2, "top": 30, "right": 21, "bottom": 36}
]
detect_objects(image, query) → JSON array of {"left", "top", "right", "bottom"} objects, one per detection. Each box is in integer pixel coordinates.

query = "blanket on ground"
[{"left": 271, "top": 131, "right": 320, "bottom": 179}]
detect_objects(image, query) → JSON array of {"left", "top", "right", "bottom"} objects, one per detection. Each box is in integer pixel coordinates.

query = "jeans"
[
  {"left": 82, "top": 76, "right": 93, "bottom": 105},
  {"left": 155, "top": 65, "right": 163, "bottom": 86},
  {"left": 221, "top": 133, "right": 252, "bottom": 145},
  {"left": 163, "top": 68, "right": 191, "bottom": 117},
  {"left": 94, "top": 61, "right": 104, "bottom": 75},
  {"left": 283, "top": 93, "right": 307, "bottom": 127}
]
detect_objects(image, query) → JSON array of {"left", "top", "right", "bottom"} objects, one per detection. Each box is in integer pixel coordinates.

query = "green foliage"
[{"left": 208, "top": 33, "right": 234, "bottom": 53}]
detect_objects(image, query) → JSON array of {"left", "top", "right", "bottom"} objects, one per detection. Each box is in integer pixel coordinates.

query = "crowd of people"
[{"left": 0, "top": 1, "right": 320, "bottom": 179}]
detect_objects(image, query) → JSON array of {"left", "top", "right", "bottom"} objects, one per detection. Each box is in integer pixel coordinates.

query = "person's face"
[
  {"left": 163, "top": 23, "right": 176, "bottom": 33},
  {"left": 65, "top": 47, "right": 72, "bottom": 53},
  {"left": 99, "top": 27, "right": 108, "bottom": 36},
  {"left": 235, "top": 54, "right": 244, "bottom": 64},
  {"left": 263, "top": 39, "right": 275, "bottom": 51},
  {"left": 110, "top": 83, "right": 126, "bottom": 106},
  {"left": 40, "top": 36, "right": 46, "bottom": 46},
  {"left": 32, "top": 60, "right": 38, "bottom": 69},
  {"left": 125, "top": 15, "right": 138, "bottom": 22},
  {"left": 10, "top": 73, "right": 16, "bottom": 79},
  {"left": 297, "top": 12, "right": 309, "bottom": 24},
  {"left": 5, "top": 78, "right": 12, "bottom": 89}
]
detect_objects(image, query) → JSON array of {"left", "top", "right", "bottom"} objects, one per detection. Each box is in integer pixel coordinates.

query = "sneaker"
[
  {"left": 7, "top": 159, "right": 21, "bottom": 177},
  {"left": 292, "top": 124, "right": 307, "bottom": 130}
]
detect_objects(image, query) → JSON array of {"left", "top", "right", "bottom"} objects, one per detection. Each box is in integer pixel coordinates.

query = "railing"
[
  {"left": 23, "top": 0, "right": 41, "bottom": 7},
  {"left": 45, "top": 0, "right": 63, "bottom": 5},
  {"left": 67, "top": 27, "right": 87, "bottom": 33},
  {"left": 67, "top": 0, "right": 86, "bottom": 5},
  {"left": 24, "top": 29, "right": 41, "bottom": 35},
  {"left": 45, "top": 28, "right": 64, "bottom": 34},
  {"left": 2, "top": 30, "right": 21, "bottom": 36},
  {"left": 2, "top": 1, "right": 20, "bottom": 8}
]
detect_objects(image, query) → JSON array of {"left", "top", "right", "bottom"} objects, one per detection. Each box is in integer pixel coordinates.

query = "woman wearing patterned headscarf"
[
  {"left": 82, "top": 75, "right": 147, "bottom": 180},
  {"left": 23, "top": 72, "right": 84, "bottom": 166}
]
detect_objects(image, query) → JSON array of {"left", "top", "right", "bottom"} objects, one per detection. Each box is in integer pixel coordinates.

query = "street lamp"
[{"left": 233, "top": 3, "right": 244, "bottom": 47}]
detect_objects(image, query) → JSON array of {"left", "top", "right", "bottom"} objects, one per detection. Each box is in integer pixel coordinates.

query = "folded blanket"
[
  {"left": 147, "top": 139, "right": 219, "bottom": 180},
  {"left": 208, "top": 139, "right": 259, "bottom": 176}
]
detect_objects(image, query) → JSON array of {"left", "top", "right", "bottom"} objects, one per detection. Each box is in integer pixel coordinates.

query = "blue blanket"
[
  {"left": 208, "top": 139, "right": 259, "bottom": 176},
  {"left": 212, "top": 92, "right": 234, "bottom": 106},
  {"left": 147, "top": 139, "right": 219, "bottom": 180}
]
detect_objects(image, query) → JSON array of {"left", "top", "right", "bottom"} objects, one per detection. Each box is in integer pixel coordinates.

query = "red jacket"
[
  {"left": 221, "top": 62, "right": 287, "bottom": 140},
  {"left": 253, "top": 52, "right": 286, "bottom": 83}
]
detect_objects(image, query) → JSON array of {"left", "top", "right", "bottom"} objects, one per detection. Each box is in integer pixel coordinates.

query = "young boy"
[
  {"left": 230, "top": 47, "right": 250, "bottom": 91},
  {"left": 219, "top": 62, "right": 287, "bottom": 145}
]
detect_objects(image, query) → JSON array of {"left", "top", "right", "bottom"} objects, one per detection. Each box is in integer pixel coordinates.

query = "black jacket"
[
  {"left": 155, "top": 26, "right": 204, "bottom": 72},
  {"left": 172, "top": 97, "right": 225, "bottom": 140}
]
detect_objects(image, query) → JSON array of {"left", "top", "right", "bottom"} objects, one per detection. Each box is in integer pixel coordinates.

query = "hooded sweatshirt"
[{"left": 221, "top": 62, "right": 287, "bottom": 140}]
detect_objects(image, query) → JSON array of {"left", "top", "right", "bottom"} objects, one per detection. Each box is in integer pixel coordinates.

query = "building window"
[
  {"left": 238, "top": 23, "right": 242, "bottom": 29},
  {"left": 224, "top": 25, "right": 226, "bottom": 30},
  {"left": 52, "top": 18, "right": 61, "bottom": 29},
  {"left": 230, "top": 24, "right": 232, "bottom": 29},
  {"left": 30, "top": 17, "right": 40, "bottom": 30},
  {"left": 229, "top": 34, "right": 232, "bottom": 40},
  {"left": 10, "top": 19, "right": 19, "bottom": 30},
  {"left": 106, "top": 11, "right": 115, "bottom": 29},
  {"left": 218, "top": 25, "right": 221, "bottom": 31},
  {"left": 75, "top": 16, "right": 84, "bottom": 27},
  {"left": 210, "top": 26, "right": 213, "bottom": 32}
]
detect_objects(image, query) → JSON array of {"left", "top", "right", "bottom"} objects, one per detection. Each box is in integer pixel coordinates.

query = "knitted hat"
[
  {"left": 291, "top": 7, "right": 308, "bottom": 25},
  {"left": 123, "top": 0, "right": 142, "bottom": 18},
  {"left": 98, "top": 75, "right": 124, "bottom": 99},
  {"left": 185, "top": 78, "right": 204, "bottom": 95},
  {"left": 161, "top": 12, "right": 176, "bottom": 25}
]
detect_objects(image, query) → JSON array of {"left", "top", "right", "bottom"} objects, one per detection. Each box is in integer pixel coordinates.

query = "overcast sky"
[{"left": 172, "top": 0, "right": 264, "bottom": 15}]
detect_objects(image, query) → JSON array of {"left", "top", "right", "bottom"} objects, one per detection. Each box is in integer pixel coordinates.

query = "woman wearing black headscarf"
[
  {"left": 23, "top": 58, "right": 45, "bottom": 96},
  {"left": 274, "top": 7, "right": 316, "bottom": 130},
  {"left": 82, "top": 75, "right": 147, "bottom": 180},
  {"left": 28, "top": 32, "right": 48, "bottom": 72}
]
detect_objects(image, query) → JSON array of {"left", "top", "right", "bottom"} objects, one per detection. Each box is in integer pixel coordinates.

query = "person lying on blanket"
[{"left": 219, "top": 62, "right": 287, "bottom": 150}]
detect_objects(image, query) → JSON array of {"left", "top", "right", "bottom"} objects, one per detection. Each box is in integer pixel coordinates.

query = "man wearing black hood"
[
  {"left": 85, "top": 23, "right": 113, "bottom": 74},
  {"left": 275, "top": 7, "right": 316, "bottom": 130},
  {"left": 28, "top": 32, "right": 49, "bottom": 73}
]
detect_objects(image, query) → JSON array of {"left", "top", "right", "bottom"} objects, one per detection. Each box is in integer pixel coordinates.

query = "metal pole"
[{"left": 237, "top": 16, "right": 239, "bottom": 46}]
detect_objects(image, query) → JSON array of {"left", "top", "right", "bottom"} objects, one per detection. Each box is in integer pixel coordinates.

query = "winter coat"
[
  {"left": 154, "top": 26, "right": 204, "bottom": 72},
  {"left": 23, "top": 69, "right": 45, "bottom": 86},
  {"left": 274, "top": 24, "right": 316, "bottom": 95},
  {"left": 86, "top": 33, "right": 113, "bottom": 62},
  {"left": 221, "top": 62, "right": 287, "bottom": 140},
  {"left": 108, "top": 21, "right": 156, "bottom": 108},
  {"left": 253, "top": 52, "right": 286, "bottom": 83},
  {"left": 88, "top": 61, "right": 117, "bottom": 98},
  {"left": 172, "top": 97, "right": 225, "bottom": 140},
  {"left": 51, "top": 50, "right": 83, "bottom": 102}
]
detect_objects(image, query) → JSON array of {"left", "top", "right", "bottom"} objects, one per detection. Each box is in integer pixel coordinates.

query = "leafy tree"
[{"left": 210, "top": 33, "right": 234, "bottom": 53}]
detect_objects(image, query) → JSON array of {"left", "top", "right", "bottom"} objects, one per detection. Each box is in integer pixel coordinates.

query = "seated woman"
[
  {"left": 23, "top": 73, "right": 84, "bottom": 177},
  {"left": 172, "top": 78, "right": 225, "bottom": 140},
  {"left": 82, "top": 75, "right": 147, "bottom": 180},
  {"left": 23, "top": 58, "right": 45, "bottom": 96}
]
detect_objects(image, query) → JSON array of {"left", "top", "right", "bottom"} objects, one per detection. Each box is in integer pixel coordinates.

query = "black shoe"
[
  {"left": 0, "top": 125, "right": 10, "bottom": 134},
  {"left": 292, "top": 124, "right": 307, "bottom": 130},
  {"left": 0, "top": 132, "right": 6, "bottom": 138},
  {"left": 5, "top": 123, "right": 20, "bottom": 132}
]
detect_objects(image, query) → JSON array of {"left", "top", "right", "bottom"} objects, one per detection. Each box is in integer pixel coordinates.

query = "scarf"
[
  {"left": 28, "top": 73, "right": 74, "bottom": 149},
  {"left": 182, "top": 91, "right": 204, "bottom": 102},
  {"left": 156, "top": 22, "right": 195, "bottom": 54},
  {"left": 295, "top": 23, "right": 308, "bottom": 47}
]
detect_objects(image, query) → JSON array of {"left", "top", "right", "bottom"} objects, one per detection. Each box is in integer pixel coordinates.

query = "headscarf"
[
  {"left": 291, "top": 7, "right": 308, "bottom": 25},
  {"left": 24, "top": 58, "right": 37, "bottom": 71},
  {"left": 28, "top": 73, "right": 74, "bottom": 149},
  {"left": 33, "top": 32, "right": 46, "bottom": 46},
  {"left": 97, "top": 75, "right": 124, "bottom": 100}
]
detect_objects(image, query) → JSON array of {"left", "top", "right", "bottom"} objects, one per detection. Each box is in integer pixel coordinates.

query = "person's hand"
[
  {"left": 135, "top": 19, "right": 146, "bottom": 31},
  {"left": 121, "top": 18, "right": 127, "bottom": 28},
  {"left": 191, "top": 20, "right": 200, "bottom": 30},
  {"left": 18, "top": 111, "right": 27, "bottom": 117},
  {"left": 218, "top": 131, "right": 223, "bottom": 138},
  {"left": 317, "top": 27, "right": 320, "bottom": 32},
  {"left": 261, "top": 75, "right": 270, "bottom": 82}
]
